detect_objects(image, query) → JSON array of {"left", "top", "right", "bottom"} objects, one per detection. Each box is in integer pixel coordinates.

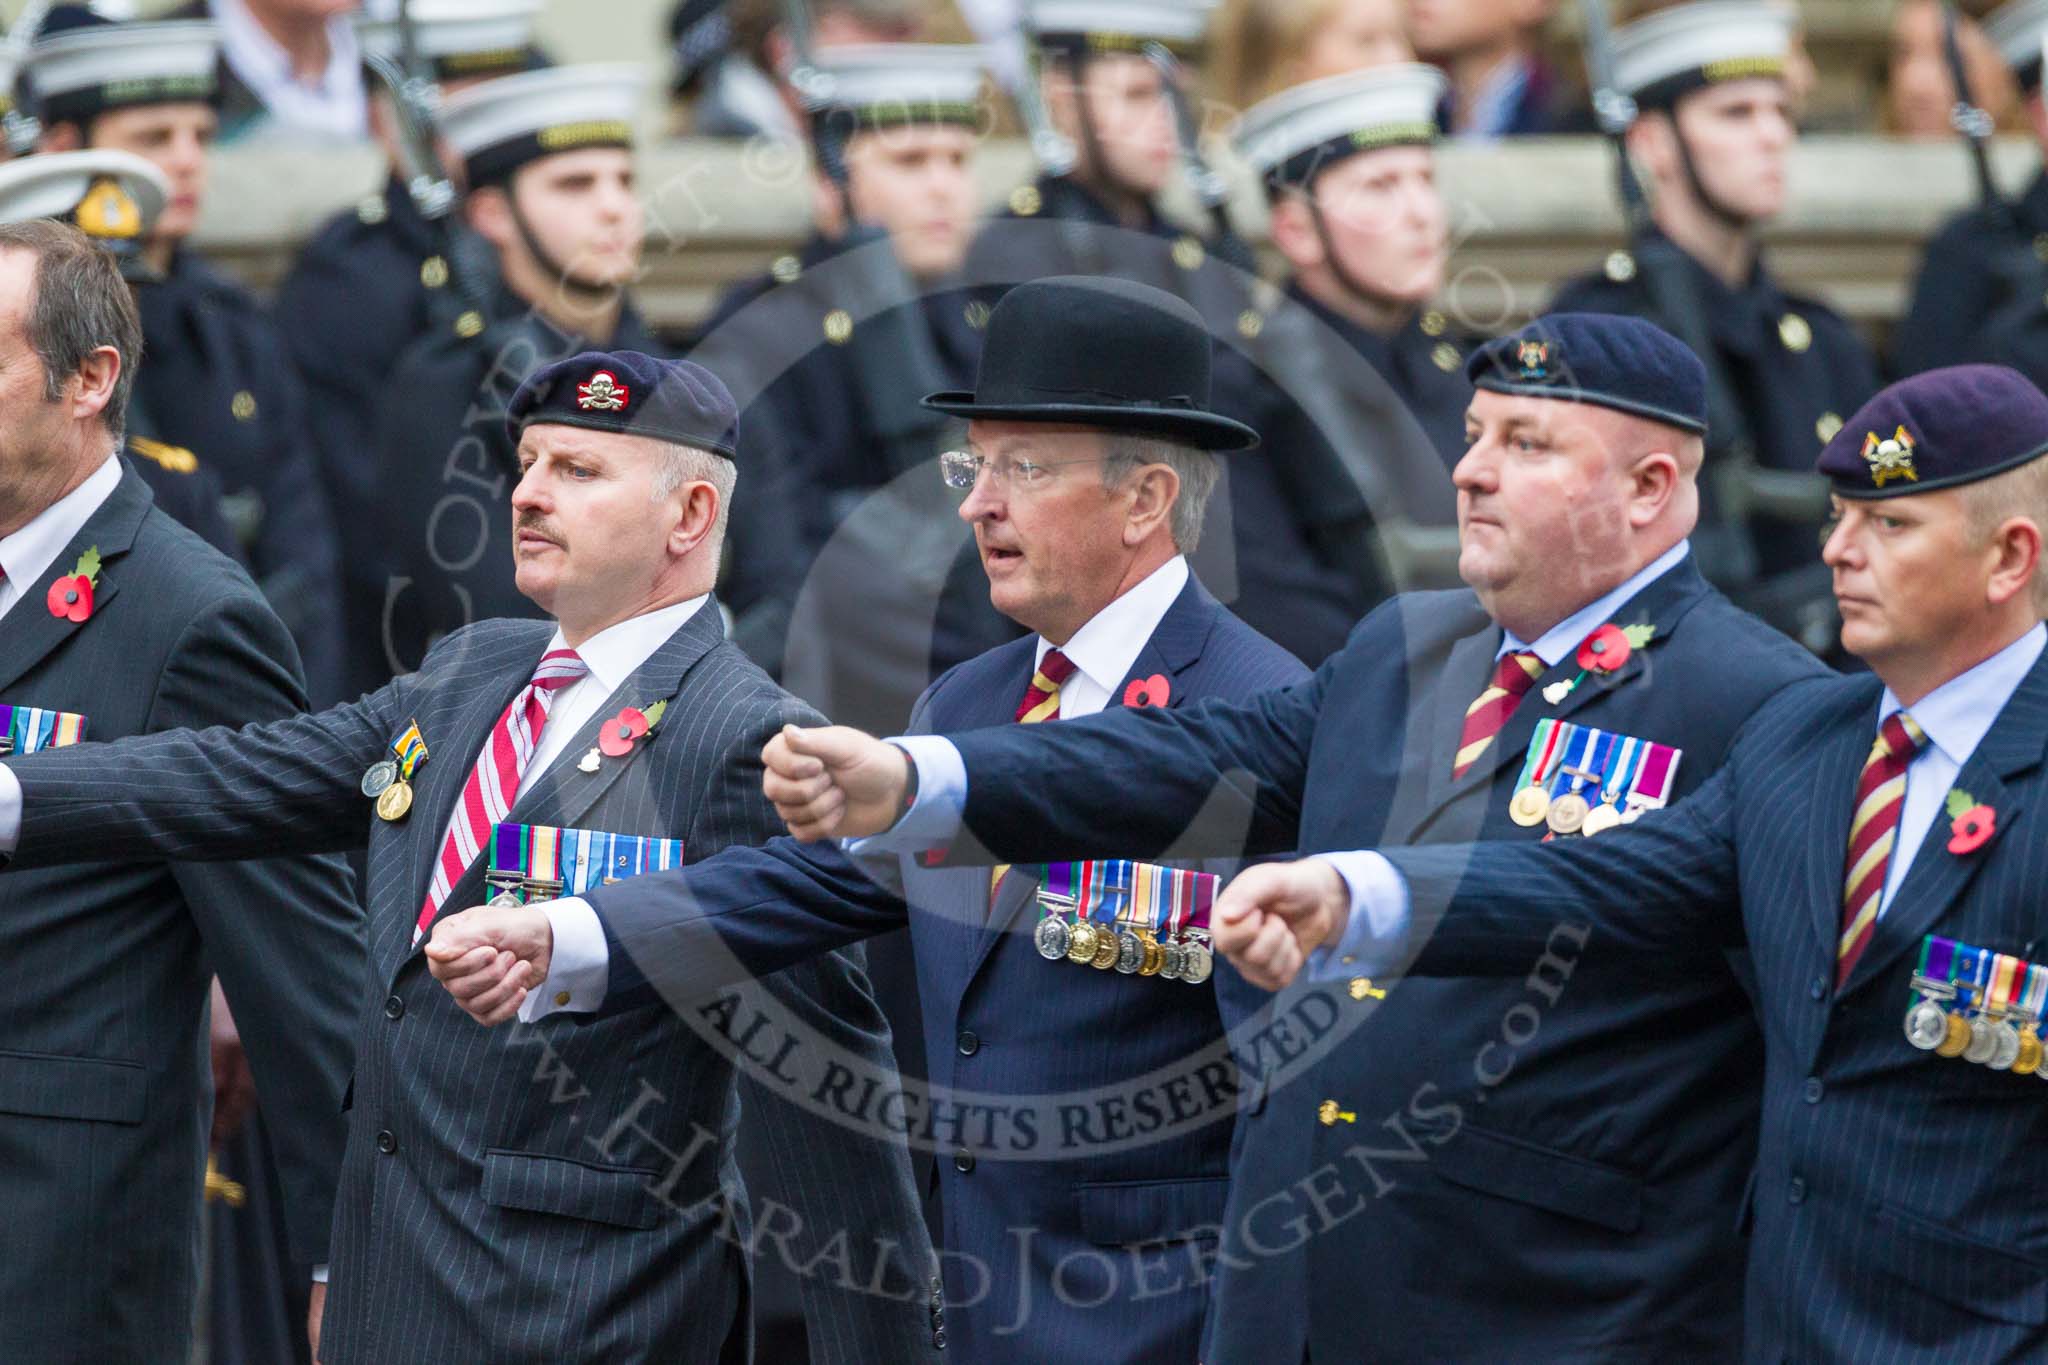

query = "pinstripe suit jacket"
[
  {"left": 0, "top": 467, "right": 360, "bottom": 1363},
  {"left": 1383, "top": 653, "right": 2048, "bottom": 1364},
  {"left": 6, "top": 604, "right": 934, "bottom": 1365},
  {"left": 588, "top": 575, "right": 1307, "bottom": 1361}
]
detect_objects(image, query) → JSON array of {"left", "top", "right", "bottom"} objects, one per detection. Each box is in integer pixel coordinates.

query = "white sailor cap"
[
  {"left": 1985, "top": 0, "right": 2048, "bottom": 88},
  {"left": 1030, "top": 0, "right": 1219, "bottom": 60},
  {"left": 30, "top": 12, "right": 219, "bottom": 126},
  {"left": 1234, "top": 64, "right": 1445, "bottom": 190},
  {"left": 808, "top": 44, "right": 988, "bottom": 128},
  {"left": 356, "top": 0, "right": 545, "bottom": 83},
  {"left": 1611, "top": 1, "right": 1795, "bottom": 109},
  {"left": 440, "top": 62, "right": 644, "bottom": 187},
  {"left": 0, "top": 148, "right": 165, "bottom": 257}
]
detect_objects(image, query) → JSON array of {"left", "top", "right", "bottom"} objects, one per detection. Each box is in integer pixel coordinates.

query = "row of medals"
[
  {"left": 361, "top": 758, "right": 414, "bottom": 821},
  {"left": 1904, "top": 975, "right": 2047, "bottom": 1075},
  {"left": 1033, "top": 897, "right": 1214, "bottom": 985},
  {"left": 1509, "top": 779, "right": 1649, "bottom": 837}
]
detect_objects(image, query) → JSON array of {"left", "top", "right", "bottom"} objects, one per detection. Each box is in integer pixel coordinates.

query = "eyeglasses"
[{"left": 939, "top": 449, "right": 1103, "bottom": 494}]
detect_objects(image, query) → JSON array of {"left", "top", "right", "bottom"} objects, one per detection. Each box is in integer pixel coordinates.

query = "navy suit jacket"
[
  {"left": 1383, "top": 655, "right": 2048, "bottom": 1364},
  {"left": 590, "top": 575, "right": 1307, "bottom": 1361},
  {"left": 6, "top": 606, "right": 935, "bottom": 1365},
  {"left": 903, "top": 557, "right": 1829, "bottom": 1361}
]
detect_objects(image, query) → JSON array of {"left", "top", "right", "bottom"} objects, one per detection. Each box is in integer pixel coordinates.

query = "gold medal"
[
  {"left": 2014, "top": 1029, "right": 2043, "bottom": 1076},
  {"left": 1066, "top": 920, "right": 1100, "bottom": 965},
  {"left": 375, "top": 780, "right": 413, "bottom": 822},
  {"left": 1138, "top": 933, "right": 1164, "bottom": 977},
  {"left": 1509, "top": 786, "right": 1551, "bottom": 827},
  {"left": 1936, "top": 1012, "right": 1973, "bottom": 1058},
  {"left": 1580, "top": 803, "right": 1623, "bottom": 837},
  {"left": 1090, "top": 930, "right": 1120, "bottom": 970},
  {"left": 1547, "top": 792, "right": 1590, "bottom": 836}
]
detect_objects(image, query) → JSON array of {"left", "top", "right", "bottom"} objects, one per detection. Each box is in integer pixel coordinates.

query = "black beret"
[
  {"left": 1817, "top": 364, "right": 2048, "bottom": 500},
  {"left": 507, "top": 350, "right": 738, "bottom": 458},
  {"left": 1466, "top": 313, "right": 1708, "bottom": 435}
]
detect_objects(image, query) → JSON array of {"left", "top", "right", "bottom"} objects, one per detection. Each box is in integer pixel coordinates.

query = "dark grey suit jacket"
[
  {"left": 6, "top": 603, "right": 936, "bottom": 1364},
  {"left": 0, "top": 466, "right": 360, "bottom": 1363}
]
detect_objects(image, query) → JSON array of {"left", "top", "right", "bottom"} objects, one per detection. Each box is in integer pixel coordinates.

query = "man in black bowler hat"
[
  {"left": 678, "top": 310, "right": 1837, "bottom": 1361},
  {"left": 0, "top": 349, "right": 935, "bottom": 1365},
  {"left": 428, "top": 276, "right": 1310, "bottom": 1363}
]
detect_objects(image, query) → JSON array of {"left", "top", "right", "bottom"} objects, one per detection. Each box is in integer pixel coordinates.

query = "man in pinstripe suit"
[
  {"left": 430, "top": 276, "right": 1310, "bottom": 1361},
  {"left": 1224, "top": 364, "right": 2048, "bottom": 1361},
  {"left": 0, "top": 350, "right": 936, "bottom": 1363}
]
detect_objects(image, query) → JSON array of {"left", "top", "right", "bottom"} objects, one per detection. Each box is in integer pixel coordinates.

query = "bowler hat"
[{"left": 921, "top": 276, "right": 1259, "bottom": 451}]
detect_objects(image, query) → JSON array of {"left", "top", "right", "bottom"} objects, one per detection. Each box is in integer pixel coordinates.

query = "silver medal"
[
  {"left": 1903, "top": 999, "right": 1949, "bottom": 1051},
  {"left": 360, "top": 759, "right": 398, "bottom": 798},
  {"left": 1964, "top": 1015, "right": 2000, "bottom": 1065},
  {"left": 1034, "top": 916, "right": 1072, "bottom": 961},
  {"left": 1161, "top": 941, "right": 1186, "bottom": 981},
  {"left": 1115, "top": 931, "right": 1144, "bottom": 974},
  {"left": 1180, "top": 941, "right": 1214, "bottom": 985},
  {"left": 1988, "top": 1021, "right": 2023, "bottom": 1071}
]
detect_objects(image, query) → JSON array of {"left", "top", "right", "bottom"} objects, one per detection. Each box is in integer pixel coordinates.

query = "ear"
[
  {"left": 1985, "top": 515, "right": 2044, "bottom": 610},
  {"left": 37, "top": 121, "right": 81, "bottom": 154},
  {"left": 1121, "top": 461, "right": 1181, "bottom": 548},
  {"left": 1267, "top": 192, "right": 1324, "bottom": 272},
  {"left": 69, "top": 345, "right": 120, "bottom": 424},
  {"left": 668, "top": 478, "right": 722, "bottom": 560},
  {"left": 1625, "top": 449, "right": 1680, "bottom": 529},
  {"left": 1624, "top": 113, "right": 1676, "bottom": 186},
  {"left": 464, "top": 184, "right": 513, "bottom": 250},
  {"left": 1040, "top": 65, "right": 1079, "bottom": 138}
]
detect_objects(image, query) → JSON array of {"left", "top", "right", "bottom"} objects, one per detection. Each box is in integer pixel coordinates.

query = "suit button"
[
  {"left": 953, "top": 1148, "right": 975, "bottom": 1174},
  {"left": 933, "top": 1329, "right": 947, "bottom": 1349},
  {"left": 1809, "top": 976, "right": 1827, "bottom": 1002},
  {"left": 1803, "top": 1077, "right": 1824, "bottom": 1104},
  {"left": 956, "top": 1030, "right": 979, "bottom": 1057},
  {"left": 376, "top": 1129, "right": 397, "bottom": 1155},
  {"left": 1787, "top": 1176, "right": 1806, "bottom": 1205},
  {"left": 384, "top": 995, "right": 404, "bottom": 1020}
]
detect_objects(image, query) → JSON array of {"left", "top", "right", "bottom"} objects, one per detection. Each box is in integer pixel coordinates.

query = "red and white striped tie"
[{"left": 414, "top": 648, "right": 588, "bottom": 946}]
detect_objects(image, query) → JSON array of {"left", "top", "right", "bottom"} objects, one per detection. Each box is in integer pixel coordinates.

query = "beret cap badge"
[
  {"left": 576, "top": 371, "right": 628, "bottom": 412},
  {"left": 1860, "top": 426, "right": 1919, "bottom": 489},
  {"left": 1516, "top": 340, "right": 1551, "bottom": 381}
]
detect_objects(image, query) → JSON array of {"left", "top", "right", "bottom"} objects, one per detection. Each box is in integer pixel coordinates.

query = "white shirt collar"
[
  {"left": 542, "top": 595, "right": 710, "bottom": 695},
  {"left": 1880, "top": 623, "right": 2047, "bottom": 768},
  {"left": 1502, "top": 540, "right": 1692, "bottom": 667},
  {"left": 1035, "top": 556, "right": 1189, "bottom": 694},
  {"left": 214, "top": 0, "right": 367, "bottom": 140},
  {"left": 0, "top": 453, "right": 121, "bottom": 621}
]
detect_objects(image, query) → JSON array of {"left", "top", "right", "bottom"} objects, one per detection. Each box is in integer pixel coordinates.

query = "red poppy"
[
  {"left": 1576, "top": 624, "right": 1631, "bottom": 674},
  {"left": 1947, "top": 805, "right": 1997, "bottom": 856},
  {"left": 1123, "top": 674, "right": 1170, "bottom": 708},
  {"left": 599, "top": 706, "right": 649, "bottom": 758},
  {"left": 46, "top": 574, "right": 93, "bottom": 622}
]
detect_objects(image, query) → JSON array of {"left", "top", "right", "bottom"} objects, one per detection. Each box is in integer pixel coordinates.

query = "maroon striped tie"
[
  {"left": 1837, "top": 711, "right": 1925, "bottom": 987},
  {"left": 1452, "top": 651, "right": 1545, "bottom": 778},
  {"left": 991, "top": 649, "right": 1077, "bottom": 897}
]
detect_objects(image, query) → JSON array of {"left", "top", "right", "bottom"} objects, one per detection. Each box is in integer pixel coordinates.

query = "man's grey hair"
[
  {"left": 1100, "top": 433, "right": 1220, "bottom": 553},
  {"left": 652, "top": 441, "right": 736, "bottom": 571},
  {"left": 1961, "top": 455, "right": 2048, "bottom": 613},
  {"left": 0, "top": 219, "right": 140, "bottom": 445}
]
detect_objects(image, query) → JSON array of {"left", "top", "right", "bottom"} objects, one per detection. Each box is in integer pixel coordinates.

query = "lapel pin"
[{"left": 46, "top": 546, "right": 102, "bottom": 623}]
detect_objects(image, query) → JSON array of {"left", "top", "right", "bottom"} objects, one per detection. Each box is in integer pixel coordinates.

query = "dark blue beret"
[
  {"left": 1466, "top": 313, "right": 1708, "bottom": 435},
  {"left": 507, "top": 350, "right": 738, "bottom": 458},
  {"left": 1816, "top": 364, "right": 2048, "bottom": 500}
]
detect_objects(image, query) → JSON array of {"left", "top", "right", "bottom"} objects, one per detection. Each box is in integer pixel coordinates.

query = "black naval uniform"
[
  {"left": 135, "top": 248, "right": 347, "bottom": 700},
  {"left": 369, "top": 296, "right": 803, "bottom": 686},
  {"left": 1894, "top": 171, "right": 2048, "bottom": 387},
  {"left": 1211, "top": 282, "right": 1471, "bottom": 668},
  {"left": 1550, "top": 231, "right": 1880, "bottom": 579}
]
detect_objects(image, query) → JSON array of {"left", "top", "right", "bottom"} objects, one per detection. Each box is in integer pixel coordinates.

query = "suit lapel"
[
  {"left": 1843, "top": 653, "right": 2048, "bottom": 996},
  {"left": 960, "top": 578, "right": 1218, "bottom": 990},
  {"left": 0, "top": 468, "right": 147, "bottom": 695}
]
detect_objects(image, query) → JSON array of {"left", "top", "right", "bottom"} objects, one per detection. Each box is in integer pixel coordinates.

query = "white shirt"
[
  {"left": 213, "top": 0, "right": 368, "bottom": 142},
  {"left": 527, "top": 557, "right": 1195, "bottom": 1019},
  {"left": 0, "top": 454, "right": 120, "bottom": 623},
  {"left": 1316, "top": 621, "right": 2048, "bottom": 978}
]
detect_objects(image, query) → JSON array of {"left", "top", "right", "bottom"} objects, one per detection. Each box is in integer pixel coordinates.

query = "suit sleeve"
[
  {"left": 945, "top": 652, "right": 1329, "bottom": 866},
  {"left": 687, "top": 700, "right": 939, "bottom": 1363},
  {"left": 4, "top": 603, "right": 414, "bottom": 866},
  {"left": 156, "top": 589, "right": 365, "bottom": 1266},
  {"left": 1385, "top": 759, "right": 1744, "bottom": 980}
]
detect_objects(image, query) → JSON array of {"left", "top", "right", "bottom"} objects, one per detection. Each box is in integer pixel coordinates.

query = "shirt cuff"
[
  {"left": 0, "top": 763, "right": 20, "bottom": 854},
  {"left": 312, "top": 1263, "right": 329, "bottom": 1285},
  {"left": 843, "top": 735, "right": 966, "bottom": 855},
  {"left": 516, "top": 897, "right": 609, "bottom": 1022},
  {"left": 1304, "top": 852, "right": 1412, "bottom": 981}
]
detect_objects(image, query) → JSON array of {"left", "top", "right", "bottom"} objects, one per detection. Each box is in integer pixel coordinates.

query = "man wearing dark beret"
[
  {"left": 0, "top": 350, "right": 938, "bottom": 1364},
  {"left": 435, "top": 309, "right": 1833, "bottom": 1360},
  {"left": 1224, "top": 363, "right": 2048, "bottom": 1362}
]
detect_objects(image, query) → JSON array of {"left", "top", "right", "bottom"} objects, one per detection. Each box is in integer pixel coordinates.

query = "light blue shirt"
[{"left": 1316, "top": 620, "right": 2048, "bottom": 980}]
